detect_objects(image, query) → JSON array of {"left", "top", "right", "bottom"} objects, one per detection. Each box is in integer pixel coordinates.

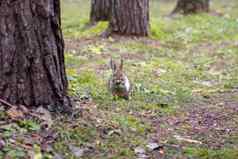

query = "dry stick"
[
  {"left": 0, "top": 98, "right": 15, "bottom": 108},
  {"left": 0, "top": 98, "right": 41, "bottom": 119}
]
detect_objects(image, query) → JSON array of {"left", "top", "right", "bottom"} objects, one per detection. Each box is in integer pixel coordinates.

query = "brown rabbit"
[{"left": 108, "top": 57, "right": 131, "bottom": 100}]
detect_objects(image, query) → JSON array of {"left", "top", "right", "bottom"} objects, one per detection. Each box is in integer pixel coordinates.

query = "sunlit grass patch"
[
  {"left": 63, "top": 18, "right": 108, "bottom": 38},
  {"left": 150, "top": 18, "right": 170, "bottom": 40},
  {"left": 151, "top": 14, "right": 238, "bottom": 43},
  {"left": 58, "top": 1, "right": 238, "bottom": 158},
  {"left": 67, "top": 69, "right": 107, "bottom": 98}
]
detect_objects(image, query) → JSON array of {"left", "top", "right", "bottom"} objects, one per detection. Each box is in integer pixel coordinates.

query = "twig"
[
  {"left": 0, "top": 98, "right": 49, "bottom": 120},
  {"left": 174, "top": 135, "right": 202, "bottom": 144},
  {"left": 0, "top": 98, "right": 15, "bottom": 108}
]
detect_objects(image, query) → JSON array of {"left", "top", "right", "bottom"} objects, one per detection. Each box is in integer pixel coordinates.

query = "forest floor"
[{"left": 1, "top": 0, "right": 238, "bottom": 158}]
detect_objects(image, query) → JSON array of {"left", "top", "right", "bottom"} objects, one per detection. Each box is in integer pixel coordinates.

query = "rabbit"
[{"left": 108, "top": 57, "right": 131, "bottom": 100}]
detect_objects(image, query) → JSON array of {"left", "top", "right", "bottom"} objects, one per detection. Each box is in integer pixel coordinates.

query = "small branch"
[
  {"left": 0, "top": 98, "right": 15, "bottom": 108},
  {"left": 174, "top": 135, "right": 202, "bottom": 144}
]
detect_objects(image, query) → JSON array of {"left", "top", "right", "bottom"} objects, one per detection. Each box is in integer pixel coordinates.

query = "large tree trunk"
[
  {"left": 107, "top": 0, "right": 149, "bottom": 36},
  {"left": 0, "top": 0, "right": 71, "bottom": 112},
  {"left": 90, "top": 0, "right": 111, "bottom": 24},
  {"left": 171, "top": 0, "right": 210, "bottom": 15}
]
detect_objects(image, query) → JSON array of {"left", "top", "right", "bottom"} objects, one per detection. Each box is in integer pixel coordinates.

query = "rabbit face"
[{"left": 112, "top": 71, "right": 125, "bottom": 87}]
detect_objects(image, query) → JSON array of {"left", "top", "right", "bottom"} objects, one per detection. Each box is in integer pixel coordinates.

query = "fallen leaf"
[{"left": 7, "top": 106, "right": 24, "bottom": 119}]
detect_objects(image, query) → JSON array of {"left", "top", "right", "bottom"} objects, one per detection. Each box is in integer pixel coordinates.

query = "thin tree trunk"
[
  {"left": 171, "top": 0, "right": 210, "bottom": 15},
  {"left": 107, "top": 0, "right": 150, "bottom": 36},
  {"left": 90, "top": 0, "right": 111, "bottom": 24},
  {"left": 0, "top": 0, "right": 71, "bottom": 112}
]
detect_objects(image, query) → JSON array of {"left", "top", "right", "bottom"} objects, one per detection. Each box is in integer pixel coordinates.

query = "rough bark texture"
[
  {"left": 171, "top": 0, "right": 210, "bottom": 15},
  {"left": 108, "top": 0, "right": 149, "bottom": 36},
  {"left": 0, "top": 0, "right": 71, "bottom": 112},
  {"left": 90, "top": 0, "right": 111, "bottom": 23}
]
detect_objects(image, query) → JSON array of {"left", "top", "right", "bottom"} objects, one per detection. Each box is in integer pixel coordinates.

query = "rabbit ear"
[
  {"left": 120, "top": 57, "right": 123, "bottom": 70},
  {"left": 110, "top": 58, "right": 116, "bottom": 71}
]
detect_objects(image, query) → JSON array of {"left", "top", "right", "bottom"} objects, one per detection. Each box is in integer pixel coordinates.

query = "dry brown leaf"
[{"left": 7, "top": 106, "right": 24, "bottom": 119}]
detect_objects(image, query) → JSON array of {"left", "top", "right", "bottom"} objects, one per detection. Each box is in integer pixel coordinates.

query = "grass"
[
  {"left": 1, "top": 0, "right": 237, "bottom": 158},
  {"left": 59, "top": 1, "right": 238, "bottom": 158},
  {"left": 184, "top": 147, "right": 238, "bottom": 159}
]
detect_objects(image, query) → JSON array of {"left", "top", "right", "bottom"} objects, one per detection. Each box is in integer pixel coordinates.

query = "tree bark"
[
  {"left": 0, "top": 0, "right": 71, "bottom": 112},
  {"left": 171, "top": 0, "right": 210, "bottom": 15},
  {"left": 90, "top": 0, "right": 111, "bottom": 24},
  {"left": 107, "top": 0, "right": 150, "bottom": 36}
]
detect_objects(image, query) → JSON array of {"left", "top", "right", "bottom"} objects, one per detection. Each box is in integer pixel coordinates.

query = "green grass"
[
  {"left": 184, "top": 147, "right": 238, "bottom": 159},
  {"left": 2, "top": 1, "right": 236, "bottom": 159},
  {"left": 0, "top": 1, "right": 237, "bottom": 159},
  {"left": 151, "top": 14, "right": 238, "bottom": 42},
  {"left": 60, "top": 1, "right": 238, "bottom": 156}
]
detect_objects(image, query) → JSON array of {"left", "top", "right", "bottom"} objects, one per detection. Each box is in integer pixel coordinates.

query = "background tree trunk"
[
  {"left": 171, "top": 0, "right": 210, "bottom": 15},
  {"left": 0, "top": 0, "right": 71, "bottom": 112},
  {"left": 108, "top": 0, "right": 149, "bottom": 36},
  {"left": 90, "top": 0, "right": 111, "bottom": 24}
]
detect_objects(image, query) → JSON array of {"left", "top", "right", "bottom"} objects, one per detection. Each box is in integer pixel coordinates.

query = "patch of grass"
[
  {"left": 212, "top": 0, "right": 238, "bottom": 18},
  {"left": 2, "top": 147, "right": 26, "bottom": 159},
  {"left": 151, "top": 14, "right": 238, "bottom": 43},
  {"left": 112, "top": 114, "right": 150, "bottom": 134},
  {"left": 97, "top": 136, "right": 135, "bottom": 159},
  {"left": 184, "top": 147, "right": 238, "bottom": 159},
  {"left": 58, "top": 125, "right": 97, "bottom": 144},
  {"left": 151, "top": 18, "right": 169, "bottom": 40},
  {"left": 63, "top": 18, "right": 108, "bottom": 38},
  {"left": 17, "top": 120, "right": 41, "bottom": 131},
  {"left": 112, "top": 41, "right": 160, "bottom": 55},
  {"left": 81, "top": 42, "right": 108, "bottom": 55},
  {"left": 65, "top": 53, "right": 88, "bottom": 68},
  {"left": 61, "top": 36, "right": 238, "bottom": 157},
  {"left": 61, "top": 0, "right": 108, "bottom": 38},
  {"left": 55, "top": 0, "right": 238, "bottom": 158},
  {"left": 67, "top": 69, "right": 107, "bottom": 98}
]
